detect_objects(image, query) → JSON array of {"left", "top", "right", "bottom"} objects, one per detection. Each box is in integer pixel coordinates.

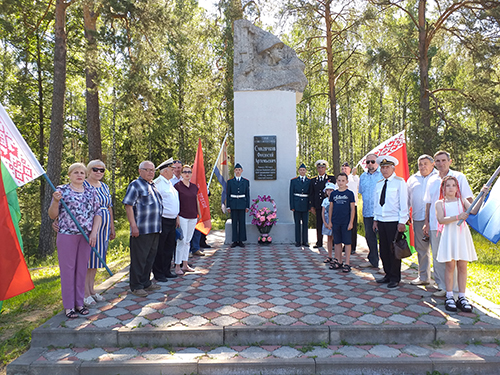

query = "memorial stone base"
[{"left": 224, "top": 221, "right": 296, "bottom": 245}]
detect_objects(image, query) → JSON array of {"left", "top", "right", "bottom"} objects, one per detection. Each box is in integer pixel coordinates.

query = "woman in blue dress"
[{"left": 83, "top": 160, "right": 115, "bottom": 306}]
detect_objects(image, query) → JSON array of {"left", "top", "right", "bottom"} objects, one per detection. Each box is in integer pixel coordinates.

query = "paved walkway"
[
  {"left": 61, "top": 231, "right": 500, "bottom": 330},
  {"left": 10, "top": 230, "right": 500, "bottom": 374}
]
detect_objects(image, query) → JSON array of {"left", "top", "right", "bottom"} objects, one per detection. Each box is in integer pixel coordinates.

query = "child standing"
[
  {"left": 435, "top": 176, "right": 489, "bottom": 312},
  {"left": 322, "top": 182, "right": 337, "bottom": 264},
  {"left": 327, "top": 173, "right": 356, "bottom": 273}
]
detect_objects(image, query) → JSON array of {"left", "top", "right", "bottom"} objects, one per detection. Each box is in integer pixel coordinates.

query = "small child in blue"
[
  {"left": 326, "top": 172, "right": 355, "bottom": 272},
  {"left": 321, "top": 182, "right": 337, "bottom": 265}
]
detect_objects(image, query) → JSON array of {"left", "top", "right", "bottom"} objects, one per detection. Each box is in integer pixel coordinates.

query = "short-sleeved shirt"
[
  {"left": 424, "top": 169, "right": 473, "bottom": 231},
  {"left": 359, "top": 170, "right": 382, "bottom": 217},
  {"left": 329, "top": 189, "right": 355, "bottom": 225},
  {"left": 55, "top": 184, "right": 102, "bottom": 235},
  {"left": 407, "top": 169, "right": 437, "bottom": 221},
  {"left": 175, "top": 182, "right": 199, "bottom": 219},
  {"left": 347, "top": 174, "right": 360, "bottom": 204},
  {"left": 154, "top": 175, "right": 180, "bottom": 219},
  {"left": 122, "top": 177, "right": 163, "bottom": 235}
]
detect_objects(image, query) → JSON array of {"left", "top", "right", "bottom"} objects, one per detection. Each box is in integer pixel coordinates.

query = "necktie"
[{"left": 380, "top": 179, "right": 388, "bottom": 206}]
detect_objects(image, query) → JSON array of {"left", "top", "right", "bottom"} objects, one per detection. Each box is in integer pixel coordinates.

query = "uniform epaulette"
[
  {"left": 377, "top": 179, "right": 384, "bottom": 183},
  {"left": 394, "top": 176, "right": 404, "bottom": 181},
  {"left": 291, "top": 177, "right": 299, "bottom": 180}
]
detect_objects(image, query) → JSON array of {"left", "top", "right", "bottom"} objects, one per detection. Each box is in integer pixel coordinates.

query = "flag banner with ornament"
[
  {"left": 0, "top": 103, "right": 38, "bottom": 301},
  {"left": 214, "top": 138, "right": 229, "bottom": 205},
  {"left": 356, "top": 130, "right": 415, "bottom": 253}
]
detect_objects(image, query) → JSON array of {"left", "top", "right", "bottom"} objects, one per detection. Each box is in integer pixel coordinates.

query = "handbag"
[{"left": 392, "top": 231, "right": 411, "bottom": 260}]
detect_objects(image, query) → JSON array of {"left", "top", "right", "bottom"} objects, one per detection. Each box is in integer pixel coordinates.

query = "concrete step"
[{"left": 9, "top": 341, "right": 500, "bottom": 374}]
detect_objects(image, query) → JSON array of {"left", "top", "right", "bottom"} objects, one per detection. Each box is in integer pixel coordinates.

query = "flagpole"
[
  {"left": 207, "top": 133, "right": 228, "bottom": 193},
  {"left": 42, "top": 174, "right": 113, "bottom": 276},
  {"left": 458, "top": 165, "right": 500, "bottom": 226}
]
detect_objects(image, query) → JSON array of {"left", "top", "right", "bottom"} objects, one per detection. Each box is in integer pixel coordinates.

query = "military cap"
[
  {"left": 315, "top": 159, "right": 329, "bottom": 168},
  {"left": 157, "top": 157, "right": 174, "bottom": 170},
  {"left": 376, "top": 155, "right": 399, "bottom": 166},
  {"left": 299, "top": 163, "right": 307, "bottom": 169},
  {"left": 234, "top": 163, "right": 243, "bottom": 169}
]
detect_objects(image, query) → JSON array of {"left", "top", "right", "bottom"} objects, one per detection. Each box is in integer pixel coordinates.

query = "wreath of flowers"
[{"left": 248, "top": 195, "right": 278, "bottom": 228}]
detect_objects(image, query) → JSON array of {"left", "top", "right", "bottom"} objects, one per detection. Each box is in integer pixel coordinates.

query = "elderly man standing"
[
  {"left": 373, "top": 156, "right": 409, "bottom": 289},
  {"left": 407, "top": 155, "right": 437, "bottom": 285},
  {"left": 309, "top": 160, "right": 335, "bottom": 248},
  {"left": 290, "top": 163, "right": 311, "bottom": 247},
  {"left": 424, "top": 150, "right": 473, "bottom": 296},
  {"left": 123, "top": 161, "right": 163, "bottom": 297},
  {"left": 342, "top": 162, "right": 359, "bottom": 253},
  {"left": 359, "top": 154, "right": 382, "bottom": 269},
  {"left": 152, "top": 158, "right": 180, "bottom": 282}
]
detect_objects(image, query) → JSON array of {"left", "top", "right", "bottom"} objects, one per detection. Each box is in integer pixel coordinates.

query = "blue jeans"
[
  {"left": 190, "top": 229, "right": 202, "bottom": 253},
  {"left": 363, "top": 217, "right": 379, "bottom": 267}
]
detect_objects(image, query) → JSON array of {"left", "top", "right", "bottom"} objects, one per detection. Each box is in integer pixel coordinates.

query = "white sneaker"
[
  {"left": 433, "top": 289, "right": 446, "bottom": 297},
  {"left": 92, "top": 293, "right": 104, "bottom": 302},
  {"left": 411, "top": 278, "right": 430, "bottom": 286},
  {"left": 84, "top": 296, "right": 96, "bottom": 306}
]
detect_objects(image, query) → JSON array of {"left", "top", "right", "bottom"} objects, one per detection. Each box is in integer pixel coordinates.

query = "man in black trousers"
[
  {"left": 227, "top": 163, "right": 250, "bottom": 247},
  {"left": 309, "top": 160, "right": 335, "bottom": 248}
]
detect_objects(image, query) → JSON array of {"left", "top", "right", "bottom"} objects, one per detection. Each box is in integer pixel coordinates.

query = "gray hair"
[
  {"left": 87, "top": 159, "right": 106, "bottom": 174},
  {"left": 433, "top": 150, "right": 450, "bottom": 160},
  {"left": 68, "top": 163, "right": 86, "bottom": 175},
  {"left": 139, "top": 160, "right": 154, "bottom": 169},
  {"left": 417, "top": 154, "right": 434, "bottom": 163}
]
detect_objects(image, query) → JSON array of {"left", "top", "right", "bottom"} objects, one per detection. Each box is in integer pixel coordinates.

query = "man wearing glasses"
[
  {"left": 123, "top": 161, "right": 163, "bottom": 297},
  {"left": 359, "top": 154, "right": 382, "bottom": 269}
]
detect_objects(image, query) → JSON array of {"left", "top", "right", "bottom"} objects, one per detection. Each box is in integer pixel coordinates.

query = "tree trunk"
[
  {"left": 83, "top": 0, "right": 102, "bottom": 160},
  {"left": 325, "top": 1, "right": 340, "bottom": 176},
  {"left": 39, "top": 0, "right": 69, "bottom": 256},
  {"left": 418, "top": 0, "right": 433, "bottom": 153},
  {"left": 36, "top": 32, "right": 46, "bottom": 215}
]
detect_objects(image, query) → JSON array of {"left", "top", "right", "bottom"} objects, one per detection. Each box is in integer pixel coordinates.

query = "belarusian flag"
[
  {"left": 357, "top": 130, "right": 415, "bottom": 252},
  {"left": 0, "top": 102, "right": 44, "bottom": 301}
]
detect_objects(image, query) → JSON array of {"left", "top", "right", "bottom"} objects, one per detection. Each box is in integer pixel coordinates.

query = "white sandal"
[
  {"left": 84, "top": 296, "right": 96, "bottom": 306},
  {"left": 92, "top": 293, "right": 104, "bottom": 302}
]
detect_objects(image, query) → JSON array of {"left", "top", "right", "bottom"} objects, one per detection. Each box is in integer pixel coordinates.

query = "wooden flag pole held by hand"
[{"left": 458, "top": 165, "right": 500, "bottom": 226}]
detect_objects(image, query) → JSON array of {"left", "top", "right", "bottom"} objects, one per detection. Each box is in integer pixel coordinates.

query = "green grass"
[{"left": 0, "top": 222, "right": 131, "bottom": 373}]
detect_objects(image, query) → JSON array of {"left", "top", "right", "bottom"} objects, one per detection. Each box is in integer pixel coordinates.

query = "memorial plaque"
[{"left": 254, "top": 135, "right": 277, "bottom": 180}]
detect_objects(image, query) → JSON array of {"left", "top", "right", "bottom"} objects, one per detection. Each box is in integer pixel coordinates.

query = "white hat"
[
  {"left": 376, "top": 155, "right": 399, "bottom": 166},
  {"left": 324, "top": 182, "right": 336, "bottom": 192},
  {"left": 315, "top": 159, "right": 329, "bottom": 168},
  {"left": 157, "top": 157, "right": 174, "bottom": 170}
]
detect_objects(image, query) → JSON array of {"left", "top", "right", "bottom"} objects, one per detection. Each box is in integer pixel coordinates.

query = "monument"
[{"left": 225, "top": 19, "right": 308, "bottom": 244}]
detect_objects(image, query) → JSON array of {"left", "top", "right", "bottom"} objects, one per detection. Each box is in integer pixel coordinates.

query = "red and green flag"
[{"left": 0, "top": 103, "right": 45, "bottom": 301}]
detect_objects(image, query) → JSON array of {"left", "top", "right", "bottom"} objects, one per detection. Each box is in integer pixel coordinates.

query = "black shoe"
[
  {"left": 302, "top": 242, "right": 309, "bottom": 247},
  {"left": 238, "top": 241, "right": 245, "bottom": 247},
  {"left": 155, "top": 277, "right": 168, "bottom": 283},
  {"left": 165, "top": 272, "right": 178, "bottom": 279},
  {"left": 200, "top": 243, "right": 212, "bottom": 248},
  {"left": 387, "top": 281, "right": 399, "bottom": 288},
  {"left": 456, "top": 296, "right": 473, "bottom": 313},
  {"left": 295, "top": 243, "right": 301, "bottom": 247},
  {"left": 231, "top": 242, "right": 238, "bottom": 248},
  {"left": 351, "top": 248, "right": 356, "bottom": 254},
  {"left": 376, "top": 277, "right": 390, "bottom": 284}
]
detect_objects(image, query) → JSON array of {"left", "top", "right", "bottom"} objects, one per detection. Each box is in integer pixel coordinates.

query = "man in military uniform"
[
  {"left": 290, "top": 163, "right": 311, "bottom": 247},
  {"left": 373, "top": 155, "right": 409, "bottom": 289},
  {"left": 226, "top": 163, "right": 250, "bottom": 247},
  {"left": 309, "top": 160, "right": 335, "bottom": 248}
]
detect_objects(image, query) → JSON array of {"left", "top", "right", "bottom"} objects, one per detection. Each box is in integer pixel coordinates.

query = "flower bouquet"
[{"left": 249, "top": 195, "right": 278, "bottom": 243}]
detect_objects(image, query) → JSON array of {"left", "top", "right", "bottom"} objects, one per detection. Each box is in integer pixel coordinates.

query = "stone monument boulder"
[{"left": 234, "top": 19, "right": 308, "bottom": 102}]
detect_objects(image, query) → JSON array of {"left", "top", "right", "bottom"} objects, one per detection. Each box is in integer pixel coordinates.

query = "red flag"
[
  {"left": 191, "top": 138, "right": 212, "bottom": 235},
  {"left": 357, "top": 130, "right": 415, "bottom": 251},
  {"left": 0, "top": 170, "right": 34, "bottom": 301}
]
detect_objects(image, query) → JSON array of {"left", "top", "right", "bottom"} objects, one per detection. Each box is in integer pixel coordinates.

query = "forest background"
[{"left": 1, "top": 0, "right": 499, "bottom": 260}]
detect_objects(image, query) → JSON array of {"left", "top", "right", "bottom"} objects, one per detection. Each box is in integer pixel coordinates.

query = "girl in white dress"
[{"left": 435, "top": 176, "right": 489, "bottom": 313}]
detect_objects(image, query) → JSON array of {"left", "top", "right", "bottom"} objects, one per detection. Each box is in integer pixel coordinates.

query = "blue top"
[
  {"left": 329, "top": 189, "right": 355, "bottom": 225},
  {"left": 359, "top": 170, "right": 382, "bottom": 217},
  {"left": 122, "top": 177, "right": 163, "bottom": 235}
]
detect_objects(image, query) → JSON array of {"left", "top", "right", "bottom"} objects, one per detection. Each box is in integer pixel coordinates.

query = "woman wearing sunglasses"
[
  {"left": 174, "top": 165, "right": 201, "bottom": 275},
  {"left": 83, "top": 160, "right": 116, "bottom": 305}
]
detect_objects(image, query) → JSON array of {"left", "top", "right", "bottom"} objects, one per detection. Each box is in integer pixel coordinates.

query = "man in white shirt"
[
  {"left": 423, "top": 150, "right": 473, "bottom": 296},
  {"left": 373, "top": 155, "right": 409, "bottom": 289},
  {"left": 342, "top": 162, "right": 359, "bottom": 253},
  {"left": 170, "top": 160, "right": 182, "bottom": 186},
  {"left": 407, "top": 154, "right": 437, "bottom": 285},
  {"left": 152, "top": 158, "right": 180, "bottom": 281}
]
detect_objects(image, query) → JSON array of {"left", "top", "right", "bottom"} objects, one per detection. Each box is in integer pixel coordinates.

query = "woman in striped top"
[{"left": 83, "top": 160, "right": 116, "bottom": 306}]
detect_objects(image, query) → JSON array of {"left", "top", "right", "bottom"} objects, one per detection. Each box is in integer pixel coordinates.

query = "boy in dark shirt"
[{"left": 327, "top": 173, "right": 356, "bottom": 272}]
